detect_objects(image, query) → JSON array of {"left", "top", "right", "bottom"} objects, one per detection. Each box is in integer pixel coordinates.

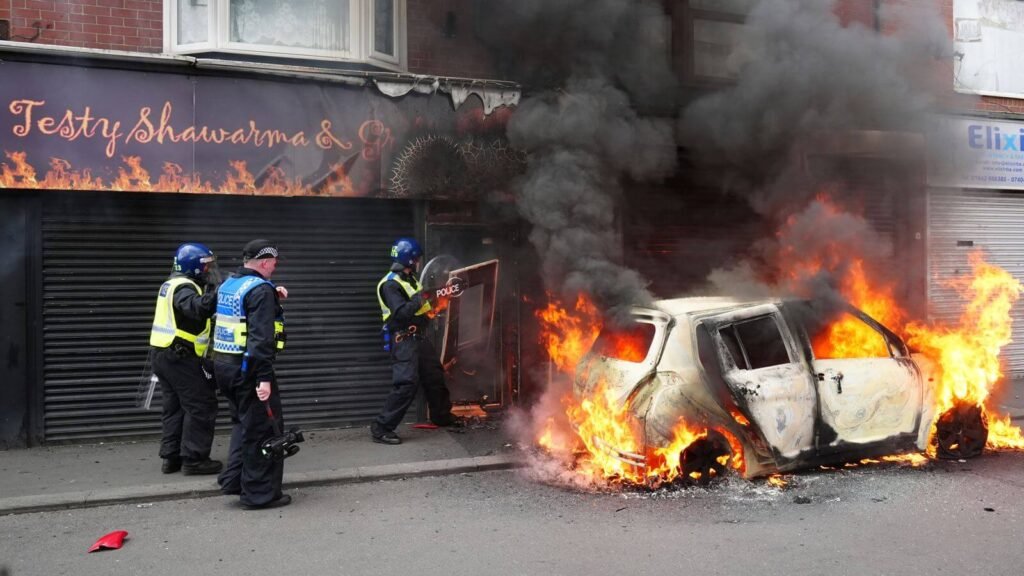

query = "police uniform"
[
  {"left": 372, "top": 261, "right": 457, "bottom": 444},
  {"left": 212, "top": 241, "right": 288, "bottom": 508},
  {"left": 150, "top": 267, "right": 220, "bottom": 475}
]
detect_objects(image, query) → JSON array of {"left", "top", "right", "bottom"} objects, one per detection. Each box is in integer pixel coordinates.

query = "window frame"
[
  {"left": 164, "top": 0, "right": 407, "bottom": 71},
  {"left": 674, "top": 0, "right": 748, "bottom": 87},
  {"left": 717, "top": 314, "right": 793, "bottom": 371},
  {"left": 368, "top": 0, "right": 403, "bottom": 67}
]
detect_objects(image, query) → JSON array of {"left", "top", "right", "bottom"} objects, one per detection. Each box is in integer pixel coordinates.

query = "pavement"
[
  {"left": 1, "top": 376, "right": 1022, "bottom": 518},
  {"left": 0, "top": 415, "right": 521, "bottom": 516}
]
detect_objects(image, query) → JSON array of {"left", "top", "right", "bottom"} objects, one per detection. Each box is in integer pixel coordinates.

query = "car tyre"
[
  {"left": 680, "top": 431, "right": 731, "bottom": 485},
  {"left": 934, "top": 400, "right": 988, "bottom": 459}
]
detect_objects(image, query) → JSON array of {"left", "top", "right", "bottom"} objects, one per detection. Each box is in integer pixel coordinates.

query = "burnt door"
[
  {"left": 706, "top": 305, "right": 817, "bottom": 460},
  {"left": 804, "top": 309, "right": 922, "bottom": 449},
  {"left": 0, "top": 195, "right": 29, "bottom": 447}
]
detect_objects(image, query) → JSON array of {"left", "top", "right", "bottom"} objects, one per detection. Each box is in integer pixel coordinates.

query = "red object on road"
[
  {"left": 412, "top": 423, "right": 438, "bottom": 429},
  {"left": 88, "top": 530, "right": 128, "bottom": 553}
]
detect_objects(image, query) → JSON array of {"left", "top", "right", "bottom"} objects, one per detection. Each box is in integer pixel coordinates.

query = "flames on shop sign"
[
  {"left": 0, "top": 151, "right": 357, "bottom": 196},
  {"left": 533, "top": 195, "right": 1024, "bottom": 489}
]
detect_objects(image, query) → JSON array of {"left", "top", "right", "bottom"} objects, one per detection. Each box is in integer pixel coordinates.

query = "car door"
[
  {"left": 704, "top": 305, "right": 817, "bottom": 460},
  {"left": 801, "top": 307, "right": 922, "bottom": 448}
]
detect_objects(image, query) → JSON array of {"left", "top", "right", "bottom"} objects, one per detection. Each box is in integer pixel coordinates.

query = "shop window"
[
  {"left": 675, "top": 0, "right": 756, "bottom": 83},
  {"left": 166, "top": 0, "right": 405, "bottom": 70}
]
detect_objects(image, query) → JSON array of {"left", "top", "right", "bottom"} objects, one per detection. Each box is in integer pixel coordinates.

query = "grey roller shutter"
[
  {"left": 927, "top": 188, "right": 1024, "bottom": 376},
  {"left": 41, "top": 192, "right": 411, "bottom": 441}
]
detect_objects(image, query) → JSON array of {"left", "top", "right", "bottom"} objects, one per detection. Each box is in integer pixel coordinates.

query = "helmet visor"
[{"left": 201, "top": 256, "right": 222, "bottom": 285}]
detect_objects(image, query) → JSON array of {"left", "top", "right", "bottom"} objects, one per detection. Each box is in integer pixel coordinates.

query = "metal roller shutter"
[
  {"left": 41, "top": 192, "right": 412, "bottom": 441},
  {"left": 927, "top": 188, "right": 1024, "bottom": 375}
]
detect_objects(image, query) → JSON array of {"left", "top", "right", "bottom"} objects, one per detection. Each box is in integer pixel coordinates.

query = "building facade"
[{"left": 0, "top": 0, "right": 522, "bottom": 446}]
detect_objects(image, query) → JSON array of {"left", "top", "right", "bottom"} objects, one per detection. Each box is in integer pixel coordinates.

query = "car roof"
[{"left": 647, "top": 296, "right": 784, "bottom": 318}]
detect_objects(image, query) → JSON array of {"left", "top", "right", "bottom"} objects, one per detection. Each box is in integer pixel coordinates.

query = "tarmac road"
[{"left": 2, "top": 451, "right": 1023, "bottom": 576}]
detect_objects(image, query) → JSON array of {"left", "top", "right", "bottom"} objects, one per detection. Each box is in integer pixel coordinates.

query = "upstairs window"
[
  {"left": 167, "top": 0, "right": 405, "bottom": 70},
  {"left": 675, "top": 0, "right": 756, "bottom": 83}
]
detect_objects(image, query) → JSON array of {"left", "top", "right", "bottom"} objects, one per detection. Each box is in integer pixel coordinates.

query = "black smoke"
[
  {"left": 479, "top": 0, "right": 678, "bottom": 318},
  {"left": 681, "top": 0, "right": 954, "bottom": 303}
]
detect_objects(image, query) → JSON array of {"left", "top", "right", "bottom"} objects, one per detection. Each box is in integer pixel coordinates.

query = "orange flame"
[
  {"left": 0, "top": 151, "right": 354, "bottom": 197},
  {"left": 536, "top": 294, "right": 601, "bottom": 374},
  {"left": 778, "top": 195, "right": 1024, "bottom": 454},
  {"left": 904, "top": 253, "right": 1024, "bottom": 450},
  {"left": 534, "top": 294, "right": 742, "bottom": 486}
]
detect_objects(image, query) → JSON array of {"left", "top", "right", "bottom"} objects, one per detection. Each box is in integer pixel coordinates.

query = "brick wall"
[
  {"left": 3, "top": 0, "right": 161, "bottom": 51},
  {"left": 0, "top": 0, "right": 501, "bottom": 79},
  {"left": 895, "top": 0, "right": 1024, "bottom": 116},
  {"left": 406, "top": 0, "right": 500, "bottom": 79},
  {"left": 835, "top": 0, "right": 877, "bottom": 28}
]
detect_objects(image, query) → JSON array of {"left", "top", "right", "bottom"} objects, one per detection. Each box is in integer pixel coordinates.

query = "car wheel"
[
  {"left": 934, "top": 400, "right": 988, "bottom": 460},
  {"left": 680, "top": 431, "right": 731, "bottom": 485}
]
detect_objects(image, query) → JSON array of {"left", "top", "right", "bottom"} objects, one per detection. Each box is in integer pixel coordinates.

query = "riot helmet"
[
  {"left": 390, "top": 237, "right": 423, "bottom": 269},
  {"left": 174, "top": 243, "right": 218, "bottom": 284}
]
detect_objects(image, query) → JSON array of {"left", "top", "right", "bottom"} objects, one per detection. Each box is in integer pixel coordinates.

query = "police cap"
[{"left": 242, "top": 239, "right": 280, "bottom": 261}]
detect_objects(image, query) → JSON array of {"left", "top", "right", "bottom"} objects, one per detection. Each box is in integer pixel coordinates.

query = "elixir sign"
[{"left": 928, "top": 116, "right": 1024, "bottom": 190}]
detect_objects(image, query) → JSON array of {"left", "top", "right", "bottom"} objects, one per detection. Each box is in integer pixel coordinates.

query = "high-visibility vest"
[
  {"left": 213, "top": 275, "right": 286, "bottom": 354},
  {"left": 149, "top": 276, "right": 211, "bottom": 357},
  {"left": 376, "top": 271, "right": 431, "bottom": 324}
]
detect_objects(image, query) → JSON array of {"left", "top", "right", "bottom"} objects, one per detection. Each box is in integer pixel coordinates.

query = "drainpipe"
[{"left": 873, "top": 0, "right": 881, "bottom": 32}]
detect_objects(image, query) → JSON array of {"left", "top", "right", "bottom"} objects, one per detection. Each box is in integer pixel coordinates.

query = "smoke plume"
[
  {"left": 481, "top": 0, "right": 678, "bottom": 318},
  {"left": 682, "top": 0, "right": 954, "bottom": 302}
]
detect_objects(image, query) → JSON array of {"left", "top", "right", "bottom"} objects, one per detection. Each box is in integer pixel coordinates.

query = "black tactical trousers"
[
  {"left": 213, "top": 360, "right": 284, "bottom": 507},
  {"left": 373, "top": 337, "right": 453, "bottom": 434},
  {"left": 153, "top": 347, "right": 217, "bottom": 463}
]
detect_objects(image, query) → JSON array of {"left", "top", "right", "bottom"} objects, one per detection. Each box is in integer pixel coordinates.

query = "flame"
[
  {"left": 533, "top": 294, "right": 742, "bottom": 487},
  {"left": 0, "top": 151, "right": 353, "bottom": 196},
  {"left": 905, "top": 254, "right": 1019, "bottom": 411},
  {"left": 812, "top": 260, "right": 904, "bottom": 359},
  {"left": 903, "top": 253, "right": 1024, "bottom": 450},
  {"left": 536, "top": 294, "right": 601, "bottom": 373},
  {"left": 533, "top": 196, "right": 1024, "bottom": 490},
  {"left": 766, "top": 474, "right": 788, "bottom": 488},
  {"left": 778, "top": 195, "right": 1024, "bottom": 454}
]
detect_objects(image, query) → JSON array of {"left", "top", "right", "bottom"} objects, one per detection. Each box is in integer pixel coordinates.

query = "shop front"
[
  {"left": 0, "top": 50, "right": 520, "bottom": 445},
  {"left": 928, "top": 115, "right": 1024, "bottom": 377}
]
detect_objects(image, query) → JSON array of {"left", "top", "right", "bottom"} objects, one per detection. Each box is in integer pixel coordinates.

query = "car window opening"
[
  {"left": 591, "top": 322, "right": 656, "bottom": 363},
  {"left": 720, "top": 316, "right": 791, "bottom": 370},
  {"left": 806, "top": 310, "right": 890, "bottom": 360}
]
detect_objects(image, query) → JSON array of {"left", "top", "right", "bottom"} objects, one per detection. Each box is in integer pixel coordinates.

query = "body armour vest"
[
  {"left": 376, "top": 272, "right": 431, "bottom": 325},
  {"left": 214, "top": 275, "right": 285, "bottom": 354},
  {"left": 150, "top": 276, "right": 210, "bottom": 356}
]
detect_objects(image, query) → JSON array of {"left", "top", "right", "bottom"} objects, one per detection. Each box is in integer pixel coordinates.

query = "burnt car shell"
[{"left": 572, "top": 297, "right": 938, "bottom": 479}]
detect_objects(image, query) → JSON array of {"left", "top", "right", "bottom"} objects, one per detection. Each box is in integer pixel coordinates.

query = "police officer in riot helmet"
[
  {"left": 371, "top": 237, "right": 461, "bottom": 445},
  {"left": 212, "top": 239, "right": 292, "bottom": 510},
  {"left": 149, "top": 243, "right": 222, "bottom": 475}
]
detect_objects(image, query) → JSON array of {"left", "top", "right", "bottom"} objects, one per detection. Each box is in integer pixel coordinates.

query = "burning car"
[{"left": 572, "top": 297, "right": 943, "bottom": 482}]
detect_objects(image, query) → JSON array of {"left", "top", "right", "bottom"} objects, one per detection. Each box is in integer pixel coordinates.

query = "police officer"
[
  {"left": 212, "top": 239, "right": 291, "bottom": 510},
  {"left": 149, "top": 243, "right": 222, "bottom": 475},
  {"left": 371, "top": 237, "right": 460, "bottom": 445}
]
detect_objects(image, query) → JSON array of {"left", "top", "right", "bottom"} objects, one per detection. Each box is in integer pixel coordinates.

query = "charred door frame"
[{"left": 0, "top": 191, "right": 43, "bottom": 447}]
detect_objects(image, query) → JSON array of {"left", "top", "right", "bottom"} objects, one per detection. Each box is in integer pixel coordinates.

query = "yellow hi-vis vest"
[
  {"left": 377, "top": 272, "right": 431, "bottom": 324},
  {"left": 149, "top": 276, "right": 210, "bottom": 356}
]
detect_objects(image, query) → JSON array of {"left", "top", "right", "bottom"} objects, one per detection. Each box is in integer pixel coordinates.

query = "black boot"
[
  {"left": 182, "top": 458, "right": 224, "bottom": 475},
  {"left": 162, "top": 457, "right": 182, "bottom": 474}
]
